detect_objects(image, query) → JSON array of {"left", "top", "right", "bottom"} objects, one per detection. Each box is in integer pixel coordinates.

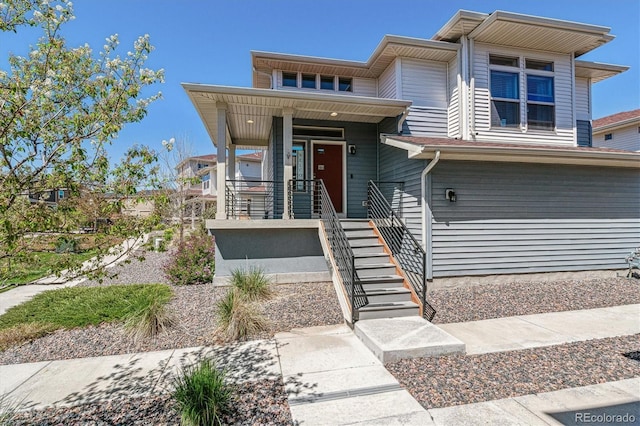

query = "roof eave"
[{"left": 382, "top": 136, "right": 640, "bottom": 168}]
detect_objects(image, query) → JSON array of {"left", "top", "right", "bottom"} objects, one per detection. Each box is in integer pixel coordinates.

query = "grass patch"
[
  {"left": 0, "top": 284, "right": 172, "bottom": 350},
  {"left": 173, "top": 358, "right": 232, "bottom": 426},
  {"left": 230, "top": 267, "right": 272, "bottom": 302},
  {"left": 216, "top": 289, "right": 268, "bottom": 341},
  {"left": 1, "top": 250, "right": 97, "bottom": 289}
]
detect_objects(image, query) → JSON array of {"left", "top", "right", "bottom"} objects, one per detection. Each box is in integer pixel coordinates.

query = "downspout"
[
  {"left": 421, "top": 150, "right": 440, "bottom": 280},
  {"left": 397, "top": 107, "right": 410, "bottom": 134},
  {"left": 253, "top": 67, "right": 274, "bottom": 89}
]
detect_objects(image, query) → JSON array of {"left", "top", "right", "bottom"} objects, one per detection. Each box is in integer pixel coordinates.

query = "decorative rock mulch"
[
  {"left": 429, "top": 277, "right": 639, "bottom": 324},
  {"left": 386, "top": 334, "right": 640, "bottom": 409},
  {"left": 11, "top": 378, "right": 293, "bottom": 425}
]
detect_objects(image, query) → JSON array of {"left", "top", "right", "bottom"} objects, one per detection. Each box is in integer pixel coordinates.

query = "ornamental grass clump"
[
  {"left": 163, "top": 231, "right": 215, "bottom": 286},
  {"left": 124, "top": 289, "right": 176, "bottom": 342},
  {"left": 230, "top": 267, "right": 272, "bottom": 301},
  {"left": 173, "top": 358, "right": 232, "bottom": 426},
  {"left": 216, "top": 289, "right": 268, "bottom": 341}
]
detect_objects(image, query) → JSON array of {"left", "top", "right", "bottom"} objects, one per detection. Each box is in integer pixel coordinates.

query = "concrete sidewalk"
[
  {"left": 275, "top": 324, "right": 434, "bottom": 425},
  {"left": 1, "top": 341, "right": 280, "bottom": 411},
  {"left": 440, "top": 304, "right": 640, "bottom": 354}
]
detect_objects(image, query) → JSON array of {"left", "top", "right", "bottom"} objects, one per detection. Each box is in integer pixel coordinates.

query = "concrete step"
[
  {"left": 365, "top": 287, "right": 413, "bottom": 303},
  {"left": 359, "top": 275, "right": 405, "bottom": 289},
  {"left": 340, "top": 220, "right": 371, "bottom": 230},
  {"left": 354, "top": 253, "right": 390, "bottom": 266},
  {"left": 351, "top": 244, "right": 386, "bottom": 255},
  {"left": 347, "top": 236, "right": 380, "bottom": 247},
  {"left": 355, "top": 317, "right": 466, "bottom": 363},
  {"left": 358, "top": 301, "right": 420, "bottom": 320},
  {"left": 344, "top": 229, "right": 376, "bottom": 239},
  {"left": 356, "top": 263, "right": 397, "bottom": 277}
]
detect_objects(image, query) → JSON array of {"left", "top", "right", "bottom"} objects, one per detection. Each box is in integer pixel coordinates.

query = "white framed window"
[
  {"left": 489, "top": 54, "right": 556, "bottom": 131},
  {"left": 280, "top": 72, "right": 352, "bottom": 93}
]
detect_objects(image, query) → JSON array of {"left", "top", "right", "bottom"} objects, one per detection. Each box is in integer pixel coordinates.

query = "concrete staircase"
[{"left": 341, "top": 219, "right": 420, "bottom": 320}]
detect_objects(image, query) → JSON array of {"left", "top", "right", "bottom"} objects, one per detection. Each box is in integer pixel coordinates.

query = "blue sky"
[{"left": 3, "top": 0, "right": 639, "bottom": 161}]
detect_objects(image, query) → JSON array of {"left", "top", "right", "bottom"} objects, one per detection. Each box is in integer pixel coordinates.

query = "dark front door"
[{"left": 313, "top": 143, "right": 343, "bottom": 213}]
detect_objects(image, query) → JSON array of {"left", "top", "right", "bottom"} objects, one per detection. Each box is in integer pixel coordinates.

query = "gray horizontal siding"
[
  {"left": 379, "top": 143, "right": 428, "bottom": 244},
  {"left": 402, "top": 107, "right": 448, "bottom": 137},
  {"left": 430, "top": 161, "right": 640, "bottom": 277}
]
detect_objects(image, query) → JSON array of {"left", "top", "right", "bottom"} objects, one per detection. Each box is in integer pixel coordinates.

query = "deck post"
[
  {"left": 282, "top": 108, "right": 294, "bottom": 219},
  {"left": 228, "top": 144, "right": 236, "bottom": 181},
  {"left": 215, "top": 102, "right": 227, "bottom": 219}
]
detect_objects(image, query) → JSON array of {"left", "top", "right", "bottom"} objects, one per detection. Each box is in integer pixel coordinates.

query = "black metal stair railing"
[
  {"left": 367, "top": 180, "right": 436, "bottom": 321},
  {"left": 288, "top": 179, "right": 368, "bottom": 323}
]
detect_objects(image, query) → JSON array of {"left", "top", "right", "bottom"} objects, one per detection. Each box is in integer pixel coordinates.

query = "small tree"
[{"left": 0, "top": 1, "right": 164, "bottom": 284}]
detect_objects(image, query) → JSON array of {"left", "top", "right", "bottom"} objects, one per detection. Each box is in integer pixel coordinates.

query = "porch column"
[
  {"left": 282, "top": 108, "right": 294, "bottom": 219},
  {"left": 215, "top": 103, "right": 227, "bottom": 219},
  {"left": 228, "top": 144, "right": 236, "bottom": 181}
]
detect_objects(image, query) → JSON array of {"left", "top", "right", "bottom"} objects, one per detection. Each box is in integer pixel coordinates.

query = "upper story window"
[
  {"left": 489, "top": 55, "right": 555, "bottom": 131},
  {"left": 604, "top": 133, "right": 613, "bottom": 141},
  {"left": 283, "top": 72, "right": 297, "bottom": 87},
  {"left": 301, "top": 74, "right": 316, "bottom": 89},
  {"left": 320, "top": 75, "right": 334, "bottom": 90},
  {"left": 338, "top": 77, "right": 352, "bottom": 92},
  {"left": 280, "top": 72, "right": 352, "bottom": 92}
]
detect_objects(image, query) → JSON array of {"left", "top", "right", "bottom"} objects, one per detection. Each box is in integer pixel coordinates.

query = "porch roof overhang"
[
  {"left": 435, "top": 10, "right": 614, "bottom": 57},
  {"left": 381, "top": 135, "right": 640, "bottom": 168},
  {"left": 182, "top": 84, "right": 412, "bottom": 148}
]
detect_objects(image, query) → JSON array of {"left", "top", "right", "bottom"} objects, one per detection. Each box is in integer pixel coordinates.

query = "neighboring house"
[
  {"left": 183, "top": 10, "right": 639, "bottom": 287},
  {"left": 176, "top": 151, "right": 266, "bottom": 219},
  {"left": 28, "top": 189, "right": 70, "bottom": 207},
  {"left": 592, "top": 109, "right": 640, "bottom": 152}
]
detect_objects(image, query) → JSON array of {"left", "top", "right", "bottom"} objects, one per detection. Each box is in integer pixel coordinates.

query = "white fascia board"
[
  {"left": 181, "top": 83, "right": 412, "bottom": 108},
  {"left": 474, "top": 10, "right": 612, "bottom": 37}
]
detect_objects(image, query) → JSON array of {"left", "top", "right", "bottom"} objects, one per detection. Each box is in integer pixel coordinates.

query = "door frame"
[{"left": 311, "top": 140, "right": 347, "bottom": 217}]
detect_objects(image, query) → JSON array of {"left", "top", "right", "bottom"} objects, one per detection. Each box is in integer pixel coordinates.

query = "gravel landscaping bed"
[
  {"left": 0, "top": 251, "right": 342, "bottom": 365},
  {"left": 11, "top": 378, "right": 293, "bottom": 425},
  {"left": 429, "top": 277, "right": 639, "bottom": 324},
  {"left": 387, "top": 334, "right": 640, "bottom": 409}
]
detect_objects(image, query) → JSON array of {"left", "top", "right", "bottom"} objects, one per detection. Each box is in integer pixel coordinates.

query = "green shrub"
[
  {"left": 124, "top": 290, "right": 176, "bottom": 342},
  {"left": 216, "top": 289, "right": 268, "bottom": 341},
  {"left": 230, "top": 267, "right": 272, "bottom": 301},
  {"left": 163, "top": 231, "right": 215, "bottom": 285},
  {"left": 0, "top": 285, "right": 172, "bottom": 339},
  {"left": 55, "top": 235, "right": 79, "bottom": 253},
  {"left": 173, "top": 358, "right": 232, "bottom": 426}
]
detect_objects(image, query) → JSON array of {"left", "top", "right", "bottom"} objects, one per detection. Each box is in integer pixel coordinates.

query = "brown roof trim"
[{"left": 593, "top": 109, "right": 640, "bottom": 130}]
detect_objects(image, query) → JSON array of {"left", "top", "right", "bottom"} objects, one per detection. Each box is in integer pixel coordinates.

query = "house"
[
  {"left": 176, "top": 151, "right": 266, "bottom": 221},
  {"left": 592, "top": 109, "right": 640, "bottom": 151},
  {"left": 183, "top": 10, "right": 640, "bottom": 322},
  {"left": 28, "top": 189, "right": 71, "bottom": 207}
]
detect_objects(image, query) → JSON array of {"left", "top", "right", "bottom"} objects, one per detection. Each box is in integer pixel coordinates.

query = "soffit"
[
  {"left": 183, "top": 84, "right": 411, "bottom": 148},
  {"left": 574, "top": 60, "right": 629, "bottom": 83},
  {"left": 468, "top": 12, "right": 614, "bottom": 57},
  {"left": 251, "top": 37, "right": 459, "bottom": 84}
]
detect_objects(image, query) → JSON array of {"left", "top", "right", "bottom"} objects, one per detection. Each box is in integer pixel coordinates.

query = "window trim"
[{"left": 489, "top": 53, "right": 556, "bottom": 132}]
